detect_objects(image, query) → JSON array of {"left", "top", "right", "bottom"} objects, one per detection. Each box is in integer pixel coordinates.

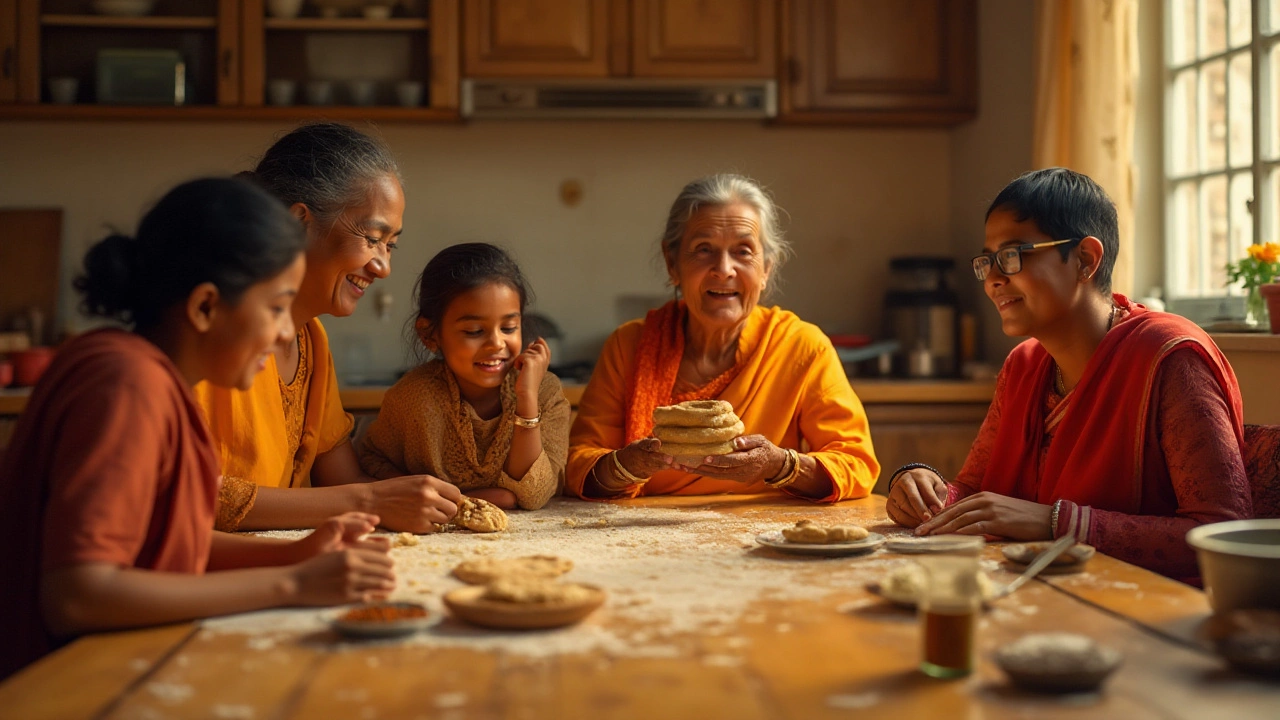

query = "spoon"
[{"left": 991, "top": 534, "right": 1077, "bottom": 600}]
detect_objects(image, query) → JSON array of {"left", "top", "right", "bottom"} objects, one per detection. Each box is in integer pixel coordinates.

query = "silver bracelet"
[
  {"left": 513, "top": 412, "right": 541, "bottom": 429},
  {"left": 1049, "top": 498, "right": 1063, "bottom": 538}
]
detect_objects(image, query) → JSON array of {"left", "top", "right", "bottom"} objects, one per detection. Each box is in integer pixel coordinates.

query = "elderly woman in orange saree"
[
  {"left": 566, "top": 174, "right": 879, "bottom": 501},
  {"left": 887, "top": 168, "right": 1252, "bottom": 583}
]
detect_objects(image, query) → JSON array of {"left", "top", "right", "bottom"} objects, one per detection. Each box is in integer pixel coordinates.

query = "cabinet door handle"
[
  {"left": 2, "top": 48, "right": 12, "bottom": 80},
  {"left": 221, "top": 49, "right": 233, "bottom": 79}
]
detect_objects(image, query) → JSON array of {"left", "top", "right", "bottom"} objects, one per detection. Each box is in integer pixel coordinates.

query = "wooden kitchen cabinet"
[
  {"left": 1, "top": 0, "right": 460, "bottom": 120},
  {"left": 780, "top": 0, "right": 977, "bottom": 125},
  {"left": 863, "top": 402, "right": 986, "bottom": 495},
  {"left": 463, "top": 0, "right": 775, "bottom": 78},
  {"left": 630, "top": 0, "right": 775, "bottom": 77},
  {"left": 464, "top": 0, "right": 609, "bottom": 77},
  {"left": 1, "top": 0, "right": 18, "bottom": 101}
]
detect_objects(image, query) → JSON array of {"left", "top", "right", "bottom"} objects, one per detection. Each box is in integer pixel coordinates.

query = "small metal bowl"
[
  {"left": 331, "top": 602, "right": 431, "bottom": 639},
  {"left": 995, "top": 633, "right": 1122, "bottom": 693}
]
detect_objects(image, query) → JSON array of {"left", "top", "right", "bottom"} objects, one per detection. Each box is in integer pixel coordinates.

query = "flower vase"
[{"left": 1245, "top": 285, "right": 1269, "bottom": 328}]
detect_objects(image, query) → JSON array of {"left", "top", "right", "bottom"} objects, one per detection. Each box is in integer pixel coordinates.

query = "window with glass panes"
[{"left": 1166, "top": 0, "right": 1280, "bottom": 300}]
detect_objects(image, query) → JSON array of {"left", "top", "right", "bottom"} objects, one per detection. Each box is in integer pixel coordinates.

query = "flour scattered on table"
[
  {"left": 146, "top": 681, "right": 194, "bottom": 704},
  {"left": 826, "top": 691, "right": 881, "bottom": 709},
  {"left": 434, "top": 692, "right": 467, "bottom": 708},
  {"left": 204, "top": 498, "right": 897, "bottom": 658}
]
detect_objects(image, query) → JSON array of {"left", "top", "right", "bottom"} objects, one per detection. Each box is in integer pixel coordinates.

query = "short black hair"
[
  {"left": 410, "top": 243, "right": 532, "bottom": 358},
  {"left": 985, "top": 168, "right": 1119, "bottom": 293}
]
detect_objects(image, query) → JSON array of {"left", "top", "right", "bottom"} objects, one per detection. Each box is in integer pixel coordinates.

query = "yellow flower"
[
  {"left": 1247, "top": 244, "right": 1265, "bottom": 261},
  {"left": 1260, "top": 242, "right": 1280, "bottom": 264}
]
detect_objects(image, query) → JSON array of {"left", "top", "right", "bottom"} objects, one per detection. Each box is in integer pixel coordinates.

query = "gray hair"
[
  {"left": 659, "top": 174, "right": 792, "bottom": 284},
  {"left": 248, "top": 122, "right": 401, "bottom": 226}
]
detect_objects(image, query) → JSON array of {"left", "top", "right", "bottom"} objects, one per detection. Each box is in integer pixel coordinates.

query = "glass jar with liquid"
[{"left": 917, "top": 536, "right": 985, "bottom": 678}]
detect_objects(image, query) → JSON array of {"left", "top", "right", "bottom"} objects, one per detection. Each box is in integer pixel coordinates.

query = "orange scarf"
[
  {"left": 982, "top": 294, "right": 1244, "bottom": 512},
  {"left": 624, "top": 300, "right": 742, "bottom": 443}
]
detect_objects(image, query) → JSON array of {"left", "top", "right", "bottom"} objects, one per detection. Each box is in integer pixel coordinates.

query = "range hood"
[{"left": 461, "top": 79, "right": 776, "bottom": 119}]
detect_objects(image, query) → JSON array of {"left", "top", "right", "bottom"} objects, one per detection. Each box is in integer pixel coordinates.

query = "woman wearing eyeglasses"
[{"left": 886, "top": 168, "right": 1252, "bottom": 584}]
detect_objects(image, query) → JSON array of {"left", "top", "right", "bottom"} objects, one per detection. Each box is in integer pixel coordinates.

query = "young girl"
[
  {"left": 359, "top": 243, "right": 570, "bottom": 510},
  {"left": 0, "top": 178, "right": 396, "bottom": 680}
]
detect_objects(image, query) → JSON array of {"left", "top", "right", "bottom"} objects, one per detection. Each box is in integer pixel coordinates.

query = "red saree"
[{"left": 982, "top": 295, "right": 1245, "bottom": 514}]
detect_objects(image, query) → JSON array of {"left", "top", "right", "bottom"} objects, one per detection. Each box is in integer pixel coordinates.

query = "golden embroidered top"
[
  {"left": 195, "top": 318, "right": 354, "bottom": 530},
  {"left": 358, "top": 360, "right": 571, "bottom": 510}
]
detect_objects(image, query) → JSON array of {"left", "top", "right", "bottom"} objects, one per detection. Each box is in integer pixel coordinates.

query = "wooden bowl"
[
  {"left": 1202, "top": 609, "right": 1280, "bottom": 677},
  {"left": 443, "top": 584, "right": 605, "bottom": 630}
]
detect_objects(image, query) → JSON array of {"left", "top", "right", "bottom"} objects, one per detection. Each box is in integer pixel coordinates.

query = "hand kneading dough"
[
  {"left": 452, "top": 497, "right": 508, "bottom": 533},
  {"left": 781, "top": 519, "right": 870, "bottom": 544},
  {"left": 452, "top": 555, "right": 574, "bottom": 585}
]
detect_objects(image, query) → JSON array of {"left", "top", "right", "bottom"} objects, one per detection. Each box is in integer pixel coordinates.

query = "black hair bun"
[{"left": 75, "top": 233, "right": 140, "bottom": 323}]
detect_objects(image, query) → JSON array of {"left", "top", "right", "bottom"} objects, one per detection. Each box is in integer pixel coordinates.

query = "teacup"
[
  {"left": 347, "top": 79, "right": 377, "bottom": 106},
  {"left": 267, "top": 79, "right": 297, "bottom": 106},
  {"left": 48, "top": 77, "right": 79, "bottom": 105},
  {"left": 395, "top": 80, "right": 423, "bottom": 108},
  {"left": 305, "top": 80, "right": 334, "bottom": 106}
]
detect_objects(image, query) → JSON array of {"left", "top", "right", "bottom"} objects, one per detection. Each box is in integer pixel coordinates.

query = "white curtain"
[{"left": 1033, "top": 0, "right": 1139, "bottom": 296}]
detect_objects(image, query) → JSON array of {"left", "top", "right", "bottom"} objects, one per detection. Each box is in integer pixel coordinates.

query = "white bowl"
[
  {"left": 1187, "top": 519, "right": 1280, "bottom": 612},
  {"left": 92, "top": 0, "right": 157, "bottom": 17}
]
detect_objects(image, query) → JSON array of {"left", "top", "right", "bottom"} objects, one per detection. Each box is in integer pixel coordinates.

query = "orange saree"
[{"left": 567, "top": 301, "right": 879, "bottom": 501}]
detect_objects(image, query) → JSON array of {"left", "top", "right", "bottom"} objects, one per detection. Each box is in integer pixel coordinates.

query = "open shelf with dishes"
[
  {"left": 263, "top": 17, "right": 429, "bottom": 31},
  {"left": 246, "top": 0, "right": 448, "bottom": 113},
  {"left": 1, "top": 0, "right": 460, "bottom": 120},
  {"left": 15, "top": 0, "right": 235, "bottom": 107}
]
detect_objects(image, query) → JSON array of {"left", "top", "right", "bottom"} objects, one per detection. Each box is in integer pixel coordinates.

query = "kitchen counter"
[
  {"left": 1211, "top": 331, "right": 1280, "bottom": 424},
  {"left": 341, "top": 379, "right": 996, "bottom": 413},
  {"left": 0, "top": 388, "right": 29, "bottom": 415},
  {"left": 2, "top": 380, "right": 997, "bottom": 417}
]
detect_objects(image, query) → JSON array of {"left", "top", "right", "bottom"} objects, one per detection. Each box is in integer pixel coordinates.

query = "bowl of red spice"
[{"left": 332, "top": 602, "right": 431, "bottom": 639}]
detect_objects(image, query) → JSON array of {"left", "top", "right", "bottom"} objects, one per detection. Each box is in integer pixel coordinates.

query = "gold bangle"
[
  {"left": 593, "top": 463, "right": 631, "bottom": 493},
  {"left": 766, "top": 449, "right": 802, "bottom": 489},
  {"left": 611, "top": 450, "right": 649, "bottom": 485},
  {"left": 513, "top": 413, "right": 541, "bottom": 429}
]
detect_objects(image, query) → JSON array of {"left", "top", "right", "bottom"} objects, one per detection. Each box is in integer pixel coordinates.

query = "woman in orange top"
[
  {"left": 567, "top": 174, "right": 879, "bottom": 501},
  {"left": 196, "top": 123, "right": 461, "bottom": 533},
  {"left": 0, "top": 178, "right": 396, "bottom": 680}
]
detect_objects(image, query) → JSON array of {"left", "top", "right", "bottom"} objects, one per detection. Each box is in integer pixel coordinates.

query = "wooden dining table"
[{"left": 1, "top": 494, "right": 1276, "bottom": 719}]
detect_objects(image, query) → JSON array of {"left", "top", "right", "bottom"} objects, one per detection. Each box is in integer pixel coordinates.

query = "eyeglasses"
[{"left": 971, "top": 238, "right": 1083, "bottom": 281}]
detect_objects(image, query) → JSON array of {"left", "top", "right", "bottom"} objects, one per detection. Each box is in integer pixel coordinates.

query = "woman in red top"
[
  {"left": 0, "top": 178, "right": 397, "bottom": 680},
  {"left": 887, "top": 168, "right": 1252, "bottom": 583}
]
